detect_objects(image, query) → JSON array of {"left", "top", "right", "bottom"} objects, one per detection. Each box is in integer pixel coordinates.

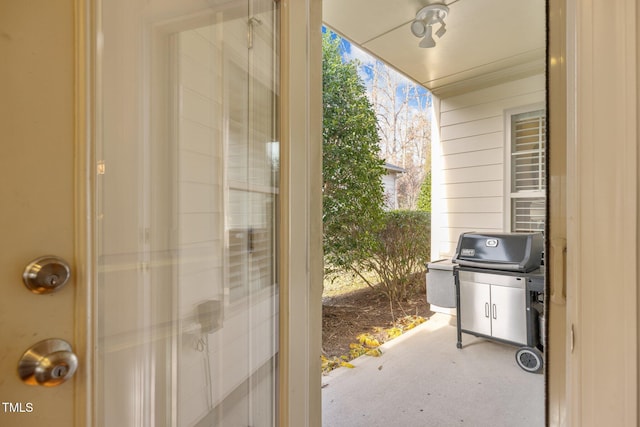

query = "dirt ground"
[{"left": 322, "top": 277, "right": 434, "bottom": 358}]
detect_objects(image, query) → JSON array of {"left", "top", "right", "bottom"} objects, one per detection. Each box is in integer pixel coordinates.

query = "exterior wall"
[
  {"left": 431, "top": 74, "right": 545, "bottom": 259},
  {"left": 382, "top": 173, "right": 398, "bottom": 210}
]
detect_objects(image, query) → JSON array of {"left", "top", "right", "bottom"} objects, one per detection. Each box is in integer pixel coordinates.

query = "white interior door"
[{"left": 1, "top": 1, "right": 280, "bottom": 426}]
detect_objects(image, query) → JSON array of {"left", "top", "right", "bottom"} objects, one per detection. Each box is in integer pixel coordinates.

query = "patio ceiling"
[{"left": 322, "top": 0, "right": 546, "bottom": 98}]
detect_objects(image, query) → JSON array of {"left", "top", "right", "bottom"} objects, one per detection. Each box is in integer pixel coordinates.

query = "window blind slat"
[
  {"left": 510, "top": 109, "right": 546, "bottom": 232},
  {"left": 511, "top": 110, "right": 546, "bottom": 193}
]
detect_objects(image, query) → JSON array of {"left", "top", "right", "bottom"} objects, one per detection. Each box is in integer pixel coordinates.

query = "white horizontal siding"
[
  {"left": 432, "top": 74, "right": 545, "bottom": 258},
  {"left": 443, "top": 148, "right": 503, "bottom": 170},
  {"left": 440, "top": 116, "right": 503, "bottom": 141},
  {"left": 179, "top": 29, "right": 216, "bottom": 71},
  {"left": 442, "top": 212, "right": 503, "bottom": 229},
  {"left": 441, "top": 197, "right": 503, "bottom": 213},
  {"left": 443, "top": 165, "right": 503, "bottom": 184},
  {"left": 179, "top": 119, "right": 217, "bottom": 156},
  {"left": 180, "top": 52, "right": 222, "bottom": 98},
  {"left": 181, "top": 87, "right": 218, "bottom": 128},
  {"left": 179, "top": 150, "right": 217, "bottom": 184},
  {"left": 441, "top": 133, "right": 502, "bottom": 155},
  {"left": 440, "top": 91, "right": 545, "bottom": 127},
  {"left": 382, "top": 174, "right": 398, "bottom": 209},
  {"left": 179, "top": 213, "right": 222, "bottom": 245},
  {"left": 442, "top": 227, "right": 504, "bottom": 244},
  {"left": 442, "top": 180, "right": 503, "bottom": 198},
  {"left": 179, "top": 182, "right": 217, "bottom": 213}
]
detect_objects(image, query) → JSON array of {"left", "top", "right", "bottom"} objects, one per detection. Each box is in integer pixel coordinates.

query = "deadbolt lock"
[
  {"left": 22, "top": 256, "right": 71, "bottom": 294},
  {"left": 18, "top": 339, "right": 78, "bottom": 387}
]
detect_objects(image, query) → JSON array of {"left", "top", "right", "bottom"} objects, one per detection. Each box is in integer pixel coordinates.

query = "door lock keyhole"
[
  {"left": 46, "top": 275, "right": 60, "bottom": 287},
  {"left": 51, "top": 364, "right": 68, "bottom": 379},
  {"left": 22, "top": 256, "right": 71, "bottom": 294}
]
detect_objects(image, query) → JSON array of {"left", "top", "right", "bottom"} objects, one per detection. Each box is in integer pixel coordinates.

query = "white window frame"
[{"left": 504, "top": 104, "right": 546, "bottom": 232}]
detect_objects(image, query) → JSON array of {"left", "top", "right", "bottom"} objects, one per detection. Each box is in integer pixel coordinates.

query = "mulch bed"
[{"left": 322, "top": 282, "right": 434, "bottom": 358}]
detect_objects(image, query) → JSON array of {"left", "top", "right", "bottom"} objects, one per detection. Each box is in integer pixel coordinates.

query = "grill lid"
[{"left": 452, "top": 232, "right": 543, "bottom": 272}]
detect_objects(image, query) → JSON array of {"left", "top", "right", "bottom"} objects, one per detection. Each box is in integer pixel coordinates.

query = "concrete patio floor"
[{"left": 321, "top": 313, "right": 544, "bottom": 427}]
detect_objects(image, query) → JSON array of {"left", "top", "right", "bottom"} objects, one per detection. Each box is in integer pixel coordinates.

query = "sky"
[{"left": 324, "top": 27, "right": 432, "bottom": 112}]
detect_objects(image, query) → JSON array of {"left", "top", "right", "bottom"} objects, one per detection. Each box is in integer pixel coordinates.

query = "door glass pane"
[{"left": 96, "top": 1, "right": 279, "bottom": 426}]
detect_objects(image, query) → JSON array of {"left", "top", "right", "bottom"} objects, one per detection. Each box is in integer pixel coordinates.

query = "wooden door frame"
[{"left": 564, "top": 0, "right": 638, "bottom": 425}]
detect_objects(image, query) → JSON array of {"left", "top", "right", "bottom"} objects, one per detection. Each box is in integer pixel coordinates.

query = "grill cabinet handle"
[
  {"left": 492, "top": 304, "right": 497, "bottom": 319},
  {"left": 485, "top": 303, "right": 490, "bottom": 318}
]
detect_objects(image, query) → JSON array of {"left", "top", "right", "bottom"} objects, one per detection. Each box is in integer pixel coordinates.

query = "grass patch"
[{"left": 323, "top": 270, "right": 378, "bottom": 298}]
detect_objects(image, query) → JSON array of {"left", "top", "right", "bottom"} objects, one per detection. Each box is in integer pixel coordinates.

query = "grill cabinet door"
[
  {"left": 459, "top": 281, "right": 491, "bottom": 336},
  {"left": 490, "top": 285, "right": 527, "bottom": 344}
]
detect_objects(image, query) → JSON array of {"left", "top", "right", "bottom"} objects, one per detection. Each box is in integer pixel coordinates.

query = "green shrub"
[
  {"left": 359, "top": 210, "right": 431, "bottom": 305},
  {"left": 416, "top": 170, "right": 431, "bottom": 212},
  {"left": 322, "top": 31, "right": 386, "bottom": 279}
]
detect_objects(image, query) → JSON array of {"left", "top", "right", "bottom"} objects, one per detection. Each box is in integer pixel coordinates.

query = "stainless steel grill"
[
  {"left": 452, "top": 232, "right": 543, "bottom": 272},
  {"left": 452, "top": 232, "right": 545, "bottom": 373}
]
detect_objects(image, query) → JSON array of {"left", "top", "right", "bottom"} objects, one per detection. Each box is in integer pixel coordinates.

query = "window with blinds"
[{"left": 509, "top": 109, "right": 546, "bottom": 232}]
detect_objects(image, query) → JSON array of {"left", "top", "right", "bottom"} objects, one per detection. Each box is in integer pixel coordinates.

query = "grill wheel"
[{"left": 515, "top": 347, "right": 543, "bottom": 373}]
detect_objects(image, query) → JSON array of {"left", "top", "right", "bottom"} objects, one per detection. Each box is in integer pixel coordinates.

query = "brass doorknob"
[{"left": 18, "top": 339, "right": 78, "bottom": 387}]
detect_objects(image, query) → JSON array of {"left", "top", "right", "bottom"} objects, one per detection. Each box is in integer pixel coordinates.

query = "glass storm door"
[{"left": 96, "top": 0, "right": 280, "bottom": 425}]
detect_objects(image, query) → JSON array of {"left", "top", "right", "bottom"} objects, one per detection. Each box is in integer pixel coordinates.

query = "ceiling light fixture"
[{"left": 410, "top": 4, "right": 449, "bottom": 48}]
